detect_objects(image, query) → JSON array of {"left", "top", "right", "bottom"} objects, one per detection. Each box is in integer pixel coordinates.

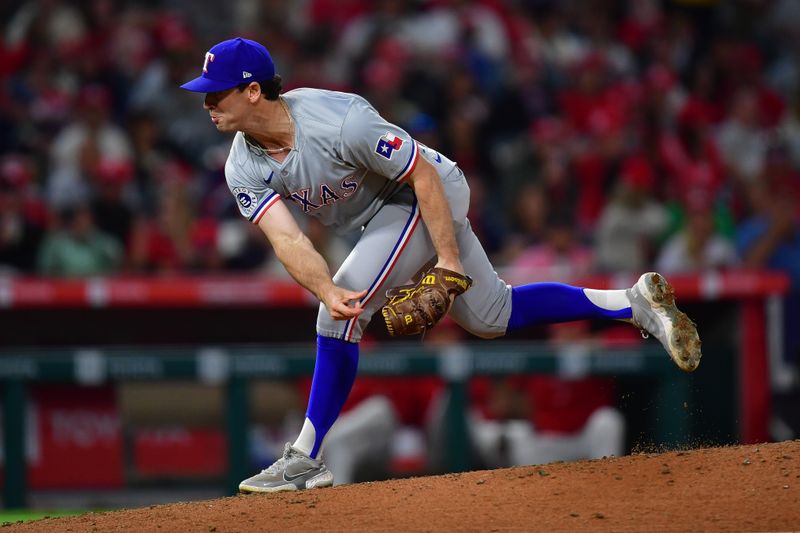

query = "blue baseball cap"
[{"left": 180, "top": 37, "right": 275, "bottom": 93}]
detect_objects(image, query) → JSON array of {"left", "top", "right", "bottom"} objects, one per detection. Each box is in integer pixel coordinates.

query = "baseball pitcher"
[{"left": 180, "top": 38, "right": 702, "bottom": 493}]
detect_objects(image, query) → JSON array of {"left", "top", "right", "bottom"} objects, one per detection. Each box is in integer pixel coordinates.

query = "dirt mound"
[{"left": 8, "top": 440, "right": 800, "bottom": 532}]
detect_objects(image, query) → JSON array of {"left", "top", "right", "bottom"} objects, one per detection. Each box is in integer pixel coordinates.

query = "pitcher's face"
[{"left": 204, "top": 87, "right": 246, "bottom": 132}]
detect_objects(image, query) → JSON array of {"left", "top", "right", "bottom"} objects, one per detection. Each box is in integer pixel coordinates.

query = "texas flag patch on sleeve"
[{"left": 375, "top": 132, "right": 404, "bottom": 159}]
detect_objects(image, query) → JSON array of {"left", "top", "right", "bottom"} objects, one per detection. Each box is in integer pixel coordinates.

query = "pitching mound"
[{"left": 8, "top": 440, "right": 800, "bottom": 532}]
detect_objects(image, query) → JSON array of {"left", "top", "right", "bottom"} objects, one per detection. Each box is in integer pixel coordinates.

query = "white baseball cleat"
[{"left": 626, "top": 272, "right": 702, "bottom": 372}]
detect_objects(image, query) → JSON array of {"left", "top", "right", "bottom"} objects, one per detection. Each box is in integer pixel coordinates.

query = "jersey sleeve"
[
  {"left": 340, "top": 97, "right": 419, "bottom": 182},
  {"left": 225, "top": 147, "right": 281, "bottom": 225}
]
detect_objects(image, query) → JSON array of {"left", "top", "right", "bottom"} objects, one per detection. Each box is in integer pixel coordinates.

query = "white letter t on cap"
[{"left": 203, "top": 52, "right": 215, "bottom": 73}]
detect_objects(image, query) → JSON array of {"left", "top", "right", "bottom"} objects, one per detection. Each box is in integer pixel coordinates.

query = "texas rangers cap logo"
[
  {"left": 202, "top": 52, "right": 215, "bottom": 73},
  {"left": 375, "top": 132, "right": 404, "bottom": 160}
]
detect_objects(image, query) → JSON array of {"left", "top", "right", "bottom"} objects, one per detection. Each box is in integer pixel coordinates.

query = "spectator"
[
  {"left": 37, "top": 204, "right": 122, "bottom": 277},
  {"left": 0, "top": 155, "right": 45, "bottom": 274},
  {"left": 126, "top": 111, "right": 173, "bottom": 213},
  {"left": 46, "top": 85, "right": 132, "bottom": 209},
  {"left": 440, "top": 65, "right": 490, "bottom": 176},
  {"left": 595, "top": 156, "right": 669, "bottom": 273},
  {"left": 558, "top": 52, "right": 617, "bottom": 135},
  {"left": 509, "top": 210, "right": 593, "bottom": 283},
  {"left": 727, "top": 44, "right": 785, "bottom": 129},
  {"left": 659, "top": 100, "right": 725, "bottom": 202},
  {"left": 128, "top": 161, "right": 221, "bottom": 273},
  {"left": 737, "top": 179, "right": 800, "bottom": 279},
  {"left": 563, "top": 56, "right": 632, "bottom": 234},
  {"left": 492, "top": 117, "right": 572, "bottom": 224},
  {"left": 736, "top": 177, "right": 800, "bottom": 370},
  {"left": 581, "top": 11, "right": 636, "bottom": 79},
  {"left": 530, "top": 4, "right": 589, "bottom": 74},
  {"left": 328, "top": 0, "right": 412, "bottom": 88},
  {"left": 655, "top": 190, "right": 738, "bottom": 273},
  {"left": 5, "top": 48, "right": 73, "bottom": 153},
  {"left": 502, "top": 183, "right": 549, "bottom": 264},
  {"left": 356, "top": 37, "right": 414, "bottom": 126},
  {"left": 5, "top": 0, "right": 88, "bottom": 55},
  {"left": 717, "top": 87, "right": 771, "bottom": 185},
  {"left": 90, "top": 158, "right": 137, "bottom": 249}
]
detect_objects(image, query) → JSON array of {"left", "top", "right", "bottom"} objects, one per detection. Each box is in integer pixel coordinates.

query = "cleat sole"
[
  {"left": 639, "top": 273, "right": 702, "bottom": 372},
  {"left": 670, "top": 311, "right": 701, "bottom": 371}
]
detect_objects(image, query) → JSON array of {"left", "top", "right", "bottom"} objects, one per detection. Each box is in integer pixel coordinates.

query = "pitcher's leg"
[
  {"left": 506, "top": 285, "right": 631, "bottom": 331},
  {"left": 296, "top": 201, "right": 436, "bottom": 461},
  {"left": 448, "top": 224, "right": 700, "bottom": 371},
  {"left": 450, "top": 239, "right": 700, "bottom": 370},
  {"left": 447, "top": 220, "right": 632, "bottom": 337}
]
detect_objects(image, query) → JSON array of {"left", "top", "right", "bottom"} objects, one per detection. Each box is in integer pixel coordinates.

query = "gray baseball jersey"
[
  {"left": 224, "top": 88, "right": 511, "bottom": 342},
  {"left": 225, "top": 88, "right": 457, "bottom": 233}
]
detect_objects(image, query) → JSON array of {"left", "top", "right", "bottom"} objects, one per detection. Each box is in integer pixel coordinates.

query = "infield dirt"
[{"left": 7, "top": 440, "right": 800, "bottom": 532}]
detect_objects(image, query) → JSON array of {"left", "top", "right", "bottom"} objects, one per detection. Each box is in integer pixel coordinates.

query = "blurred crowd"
[
  {"left": 1, "top": 0, "right": 799, "bottom": 283},
  {"left": 2, "top": 0, "right": 799, "bottom": 353}
]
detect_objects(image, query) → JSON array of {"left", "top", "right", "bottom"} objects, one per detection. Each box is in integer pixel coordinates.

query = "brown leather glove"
[{"left": 381, "top": 267, "right": 472, "bottom": 336}]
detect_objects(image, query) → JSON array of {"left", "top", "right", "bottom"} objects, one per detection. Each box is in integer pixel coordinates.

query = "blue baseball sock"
[
  {"left": 295, "top": 334, "right": 359, "bottom": 459},
  {"left": 507, "top": 283, "right": 632, "bottom": 332}
]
